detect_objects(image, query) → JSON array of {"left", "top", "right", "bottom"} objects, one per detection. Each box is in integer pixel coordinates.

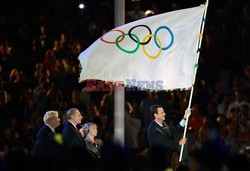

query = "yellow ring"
[{"left": 142, "top": 34, "right": 162, "bottom": 59}]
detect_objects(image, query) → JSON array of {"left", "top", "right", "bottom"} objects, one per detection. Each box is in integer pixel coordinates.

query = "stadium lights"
[{"left": 78, "top": 3, "right": 85, "bottom": 9}]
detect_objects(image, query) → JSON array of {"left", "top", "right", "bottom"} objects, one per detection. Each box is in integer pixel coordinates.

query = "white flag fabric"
[{"left": 78, "top": 4, "right": 206, "bottom": 91}]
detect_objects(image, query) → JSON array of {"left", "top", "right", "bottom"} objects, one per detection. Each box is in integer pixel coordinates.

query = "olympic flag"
[{"left": 78, "top": 3, "right": 207, "bottom": 90}]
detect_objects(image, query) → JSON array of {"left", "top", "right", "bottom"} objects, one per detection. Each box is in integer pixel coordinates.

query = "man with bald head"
[{"left": 62, "top": 108, "right": 85, "bottom": 150}]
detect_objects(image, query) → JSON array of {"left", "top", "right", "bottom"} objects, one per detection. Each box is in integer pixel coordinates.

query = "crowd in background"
[{"left": 0, "top": 0, "right": 250, "bottom": 170}]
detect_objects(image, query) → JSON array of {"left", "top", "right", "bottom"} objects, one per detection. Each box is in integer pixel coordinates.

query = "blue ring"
[{"left": 154, "top": 26, "right": 174, "bottom": 51}]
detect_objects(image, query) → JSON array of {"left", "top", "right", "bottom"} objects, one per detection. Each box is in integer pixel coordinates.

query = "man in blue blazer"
[
  {"left": 147, "top": 105, "right": 191, "bottom": 168},
  {"left": 32, "top": 110, "right": 61, "bottom": 159}
]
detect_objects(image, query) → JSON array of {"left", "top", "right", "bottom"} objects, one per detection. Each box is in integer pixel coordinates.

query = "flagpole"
[
  {"left": 179, "top": 0, "right": 209, "bottom": 162},
  {"left": 114, "top": 0, "right": 125, "bottom": 147}
]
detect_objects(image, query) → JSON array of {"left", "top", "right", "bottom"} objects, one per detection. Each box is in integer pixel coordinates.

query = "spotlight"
[{"left": 79, "top": 3, "right": 85, "bottom": 9}]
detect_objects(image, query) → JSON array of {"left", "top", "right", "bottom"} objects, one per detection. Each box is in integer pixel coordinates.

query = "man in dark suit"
[
  {"left": 62, "top": 108, "right": 85, "bottom": 150},
  {"left": 32, "top": 110, "right": 61, "bottom": 159},
  {"left": 147, "top": 105, "right": 191, "bottom": 168}
]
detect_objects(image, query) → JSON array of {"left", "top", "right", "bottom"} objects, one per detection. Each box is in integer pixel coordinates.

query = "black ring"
[{"left": 128, "top": 25, "right": 152, "bottom": 45}]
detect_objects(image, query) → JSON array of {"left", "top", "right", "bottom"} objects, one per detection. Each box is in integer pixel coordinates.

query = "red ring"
[{"left": 100, "top": 29, "right": 125, "bottom": 44}]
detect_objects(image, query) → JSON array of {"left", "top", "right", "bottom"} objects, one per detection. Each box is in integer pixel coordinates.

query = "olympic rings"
[
  {"left": 116, "top": 33, "right": 140, "bottom": 54},
  {"left": 154, "top": 26, "right": 174, "bottom": 51},
  {"left": 100, "top": 29, "right": 125, "bottom": 44},
  {"left": 142, "top": 34, "right": 162, "bottom": 59},
  {"left": 128, "top": 25, "right": 152, "bottom": 45},
  {"left": 100, "top": 25, "right": 174, "bottom": 60}
]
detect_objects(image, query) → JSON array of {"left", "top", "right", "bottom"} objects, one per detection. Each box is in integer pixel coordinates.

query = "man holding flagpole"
[{"left": 147, "top": 105, "right": 191, "bottom": 167}]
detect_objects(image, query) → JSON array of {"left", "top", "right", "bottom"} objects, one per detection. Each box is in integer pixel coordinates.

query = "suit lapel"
[
  {"left": 45, "top": 125, "right": 56, "bottom": 142},
  {"left": 69, "top": 122, "right": 83, "bottom": 139},
  {"left": 153, "top": 121, "right": 171, "bottom": 137},
  {"left": 85, "top": 137, "right": 98, "bottom": 153},
  {"left": 162, "top": 122, "right": 171, "bottom": 137}
]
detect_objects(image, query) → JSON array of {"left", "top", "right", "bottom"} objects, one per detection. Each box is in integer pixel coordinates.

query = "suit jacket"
[
  {"left": 32, "top": 125, "right": 58, "bottom": 159},
  {"left": 84, "top": 137, "right": 103, "bottom": 159},
  {"left": 62, "top": 121, "right": 85, "bottom": 150},
  {"left": 147, "top": 120, "right": 183, "bottom": 150}
]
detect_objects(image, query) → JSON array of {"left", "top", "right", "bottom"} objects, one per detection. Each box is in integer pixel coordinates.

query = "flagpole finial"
[{"left": 205, "top": 0, "right": 209, "bottom": 6}]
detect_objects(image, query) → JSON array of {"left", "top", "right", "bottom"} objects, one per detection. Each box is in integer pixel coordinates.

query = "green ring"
[{"left": 116, "top": 33, "right": 140, "bottom": 54}]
